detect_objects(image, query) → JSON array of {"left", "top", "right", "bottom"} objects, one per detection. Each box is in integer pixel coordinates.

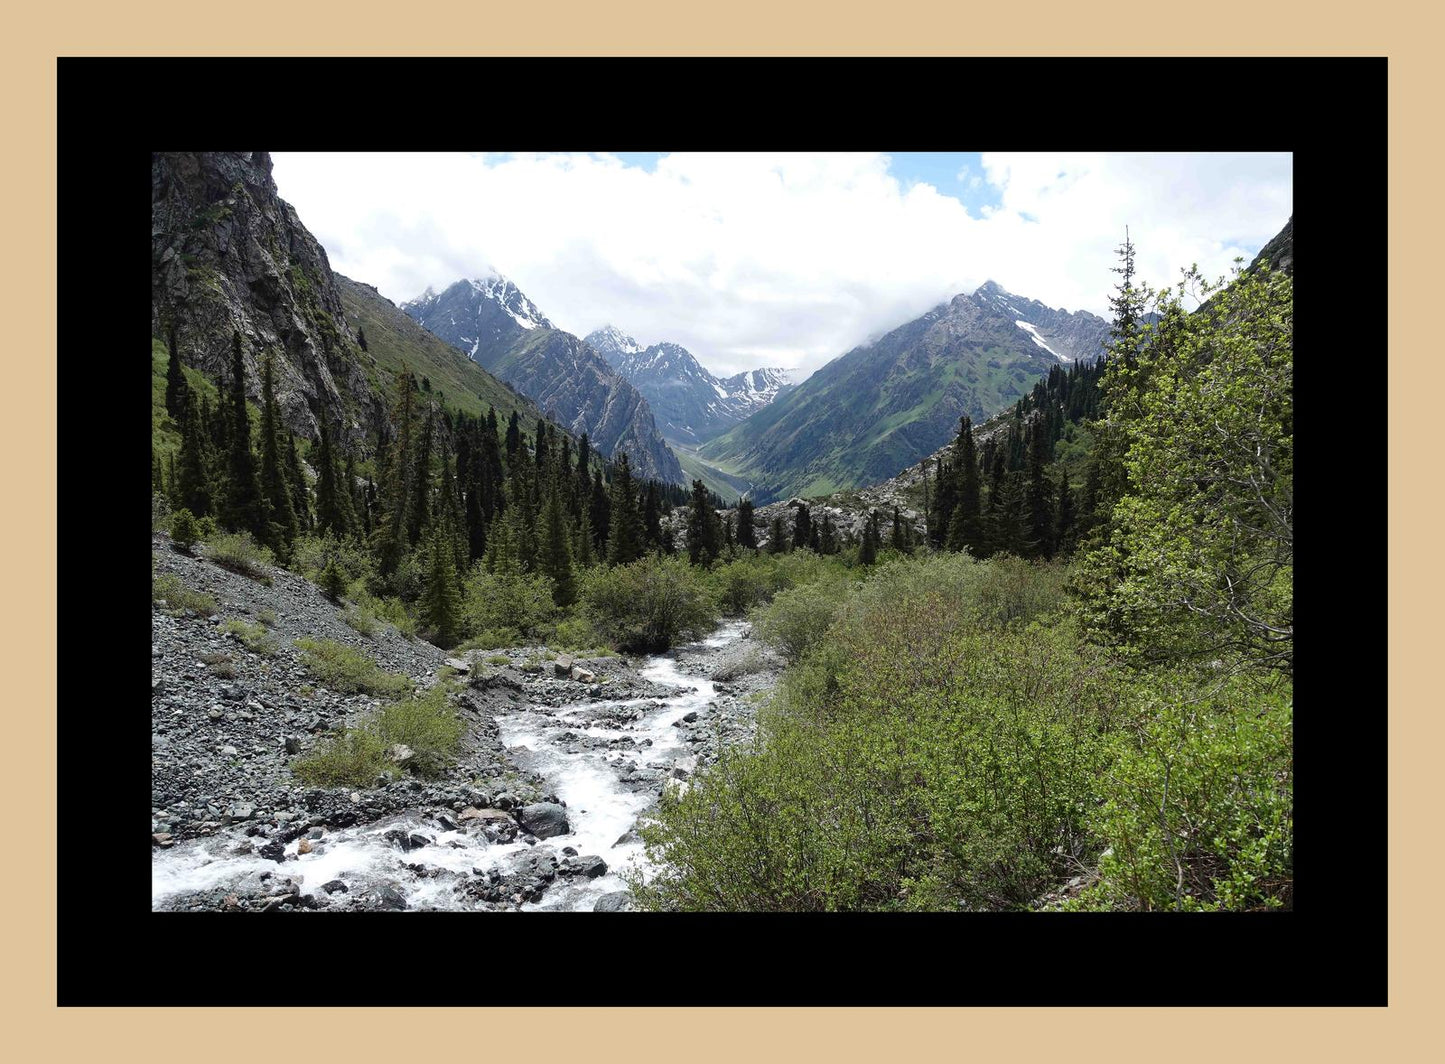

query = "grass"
[
  {"left": 485, "top": 655, "right": 511, "bottom": 666},
  {"left": 293, "top": 637, "right": 412, "bottom": 697},
  {"left": 204, "top": 533, "right": 274, "bottom": 584},
  {"left": 152, "top": 572, "right": 218, "bottom": 616},
  {"left": 221, "top": 618, "right": 279, "bottom": 656},
  {"left": 292, "top": 684, "right": 465, "bottom": 787},
  {"left": 257, "top": 609, "right": 278, "bottom": 627},
  {"left": 343, "top": 606, "right": 378, "bottom": 637}
]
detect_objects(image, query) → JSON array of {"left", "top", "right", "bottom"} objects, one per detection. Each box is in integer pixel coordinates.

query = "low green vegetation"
[
  {"left": 292, "top": 683, "right": 466, "bottom": 788},
  {"left": 220, "top": 618, "right": 278, "bottom": 656},
  {"left": 292, "top": 637, "right": 412, "bottom": 697},
  {"left": 152, "top": 572, "right": 218, "bottom": 616},
  {"left": 204, "top": 532, "right": 274, "bottom": 584}
]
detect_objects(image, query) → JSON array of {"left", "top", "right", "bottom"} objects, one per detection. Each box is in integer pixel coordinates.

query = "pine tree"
[
  {"left": 685, "top": 479, "right": 722, "bottom": 565},
  {"left": 1024, "top": 420, "right": 1055, "bottom": 559},
  {"left": 768, "top": 512, "right": 788, "bottom": 555},
  {"left": 574, "top": 506, "right": 596, "bottom": 570},
  {"left": 420, "top": 520, "right": 463, "bottom": 646},
  {"left": 605, "top": 454, "right": 645, "bottom": 565},
  {"left": 736, "top": 498, "right": 757, "bottom": 549},
  {"left": 644, "top": 481, "right": 664, "bottom": 552},
  {"left": 356, "top": 326, "right": 368, "bottom": 351},
  {"left": 928, "top": 456, "right": 955, "bottom": 548},
  {"left": 175, "top": 390, "right": 213, "bottom": 518},
  {"left": 257, "top": 351, "right": 299, "bottom": 557},
  {"left": 890, "top": 506, "right": 910, "bottom": 553},
  {"left": 859, "top": 511, "right": 879, "bottom": 566},
  {"left": 287, "top": 436, "right": 312, "bottom": 533},
  {"left": 505, "top": 411, "right": 523, "bottom": 470},
  {"left": 944, "top": 416, "right": 982, "bottom": 554},
  {"left": 591, "top": 466, "right": 611, "bottom": 554},
  {"left": 219, "top": 332, "right": 268, "bottom": 538},
  {"left": 791, "top": 504, "right": 812, "bottom": 552},
  {"left": 313, "top": 420, "right": 347, "bottom": 535},
  {"left": 372, "top": 370, "right": 416, "bottom": 576},
  {"left": 152, "top": 449, "right": 165, "bottom": 494},
  {"left": 407, "top": 407, "right": 434, "bottom": 547},
  {"left": 539, "top": 475, "right": 576, "bottom": 606},
  {"left": 165, "top": 325, "right": 188, "bottom": 420},
  {"left": 818, "top": 514, "right": 838, "bottom": 555}
]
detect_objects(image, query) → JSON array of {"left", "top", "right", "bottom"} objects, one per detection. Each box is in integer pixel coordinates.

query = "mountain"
[
  {"left": 402, "top": 282, "right": 684, "bottom": 484},
  {"left": 697, "top": 282, "right": 1110, "bottom": 503},
  {"left": 584, "top": 326, "right": 796, "bottom": 446},
  {"left": 151, "top": 151, "right": 560, "bottom": 454},
  {"left": 151, "top": 151, "right": 384, "bottom": 447}
]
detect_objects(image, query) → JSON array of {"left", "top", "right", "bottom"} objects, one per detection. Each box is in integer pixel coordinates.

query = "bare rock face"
[{"left": 151, "top": 151, "right": 383, "bottom": 448}]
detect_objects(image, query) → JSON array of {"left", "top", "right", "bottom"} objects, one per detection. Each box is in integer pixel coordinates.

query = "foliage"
[
  {"left": 1074, "top": 672, "right": 1293, "bottom": 911},
  {"left": 152, "top": 572, "right": 218, "bottom": 616},
  {"left": 204, "top": 532, "right": 275, "bottom": 584},
  {"left": 292, "top": 637, "right": 412, "bottom": 697},
  {"left": 750, "top": 577, "right": 850, "bottom": 664},
  {"left": 292, "top": 728, "right": 391, "bottom": 788},
  {"left": 461, "top": 562, "right": 557, "bottom": 644},
  {"left": 220, "top": 618, "right": 278, "bottom": 656},
  {"left": 169, "top": 508, "right": 200, "bottom": 552},
  {"left": 342, "top": 605, "right": 378, "bottom": 637},
  {"left": 581, "top": 554, "right": 718, "bottom": 653},
  {"left": 374, "top": 684, "right": 466, "bottom": 777}
]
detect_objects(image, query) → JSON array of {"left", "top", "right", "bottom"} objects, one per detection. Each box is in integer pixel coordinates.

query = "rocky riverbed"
[{"left": 150, "top": 535, "right": 782, "bottom": 912}]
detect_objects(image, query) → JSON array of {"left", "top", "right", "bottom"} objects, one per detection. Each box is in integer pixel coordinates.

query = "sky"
[{"left": 271, "top": 151, "right": 1292, "bottom": 380}]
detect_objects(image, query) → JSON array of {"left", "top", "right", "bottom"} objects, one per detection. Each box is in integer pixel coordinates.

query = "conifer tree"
[
  {"left": 165, "top": 326, "right": 188, "bottom": 420},
  {"left": 724, "top": 514, "right": 735, "bottom": 548},
  {"left": 791, "top": 504, "right": 812, "bottom": 552},
  {"left": 591, "top": 467, "right": 611, "bottom": 554},
  {"left": 605, "top": 454, "right": 645, "bottom": 566},
  {"left": 219, "top": 332, "right": 269, "bottom": 539},
  {"left": 685, "top": 479, "right": 722, "bottom": 565},
  {"left": 175, "top": 391, "right": 213, "bottom": 518},
  {"left": 1054, "top": 470, "right": 1077, "bottom": 557},
  {"left": 372, "top": 370, "right": 416, "bottom": 576},
  {"left": 891, "top": 506, "right": 910, "bottom": 553},
  {"left": 574, "top": 506, "right": 596, "bottom": 570},
  {"left": 539, "top": 475, "right": 576, "bottom": 606},
  {"left": 928, "top": 456, "right": 954, "bottom": 548},
  {"left": 420, "top": 520, "right": 463, "bottom": 646},
  {"left": 407, "top": 408, "right": 434, "bottom": 547},
  {"left": 313, "top": 420, "right": 347, "bottom": 536},
  {"left": 644, "top": 481, "right": 664, "bottom": 552},
  {"left": 257, "top": 351, "right": 298, "bottom": 557},
  {"left": 286, "top": 435, "right": 312, "bottom": 533},
  {"left": 768, "top": 512, "right": 788, "bottom": 555},
  {"left": 945, "top": 416, "right": 982, "bottom": 554},
  {"left": 505, "top": 411, "right": 522, "bottom": 470},
  {"left": 166, "top": 452, "right": 179, "bottom": 506},
  {"left": 818, "top": 514, "right": 838, "bottom": 555},
  {"left": 859, "top": 511, "right": 879, "bottom": 566},
  {"left": 1024, "top": 421, "right": 1055, "bottom": 558},
  {"left": 152, "top": 450, "right": 165, "bottom": 494},
  {"left": 736, "top": 498, "right": 757, "bottom": 549}
]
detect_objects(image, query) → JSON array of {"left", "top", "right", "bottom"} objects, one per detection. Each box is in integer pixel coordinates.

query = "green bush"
[
  {"left": 633, "top": 556, "right": 1127, "bottom": 911},
  {"left": 462, "top": 564, "right": 556, "bottom": 642},
  {"left": 221, "top": 618, "right": 278, "bottom": 656},
  {"left": 553, "top": 614, "right": 603, "bottom": 652},
  {"left": 257, "top": 609, "right": 278, "bottom": 627},
  {"left": 292, "top": 684, "right": 464, "bottom": 787},
  {"left": 750, "top": 577, "right": 849, "bottom": 664},
  {"left": 343, "top": 605, "right": 378, "bottom": 637},
  {"left": 1075, "top": 674, "right": 1293, "bottom": 912},
  {"left": 291, "top": 533, "right": 375, "bottom": 590},
  {"left": 169, "top": 508, "right": 200, "bottom": 552},
  {"left": 374, "top": 684, "right": 466, "bottom": 778},
  {"left": 152, "top": 572, "right": 218, "bottom": 616},
  {"left": 581, "top": 554, "right": 718, "bottom": 653},
  {"left": 292, "top": 728, "right": 391, "bottom": 788},
  {"left": 293, "top": 637, "right": 412, "bottom": 697},
  {"left": 204, "top": 532, "right": 274, "bottom": 584}
]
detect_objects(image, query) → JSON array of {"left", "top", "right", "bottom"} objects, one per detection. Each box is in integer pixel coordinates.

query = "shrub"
[
  {"left": 292, "top": 728, "right": 391, "bottom": 788},
  {"left": 1075, "top": 674, "right": 1293, "bottom": 912},
  {"left": 485, "top": 655, "right": 511, "bottom": 666},
  {"left": 462, "top": 564, "right": 557, "bottom": 642},
  {"left": 581, "top": 554, "right": 718, "bottom": 653},
  {"left": 374, "top": 684, "right": 466, "bottom": 778},
  {"left": 207, "top": 660, "right": 239, "bottom": 679},
  {"left": 292, "top": 637, "right": 412, "bottom": 697},
  {"left": 710, "top": 644, "right": 770, "bottom": 682},
  {"left": 169, "top": 508, "right": 200, "bottom": 552},
  {"left": 553, "top": 614, "right": 603, "bottom": 653},
  {"left": 343, "top": 606, "right": 377, "bottom": 637},
  {"left": 221, "top": 618, "right": 278, "bottom": 656},
  {"left": 458, "top": 627, "right": 521, "bottom": 651},
  {"left": 152, "top": 572, "right": 218, "bottom": 616},
  {"left": 321, "top": 557, "right": 348, "bottom": 601},
  {"left": 750, "top": 577, "right": 849, "bottom": 664},
  {"left": 204, "top": 532, "right": 274, "bottom": 584},
  {"left": 257, "top": 609, "right": 278, "bottom": 627},
  {"left": 292, "top": 533, "right": 375, "bottom": 590}
]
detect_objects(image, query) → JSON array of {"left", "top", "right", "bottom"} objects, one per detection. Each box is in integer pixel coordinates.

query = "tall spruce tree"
[
  {"left": 685, "top": 479, "right": 722, "bottom": 565},
  {"left": 219, "top": 332, "right": 268, "bottom": 539},
  {"left": 174, "top": 389, "right": 213, "bottom": 518},
  {"left": 313, "top": 419, "right": 348, "bottom": 536},
  {"left": 1054, "top": 470, "right": 1077, "bottom": 557},
  {"left": 165, "top": 326, "right": 188, "bottom": 420},
  {"left": 1024, "top": 420, "right": 1055, "bottom": 559},
  {"left": 736, "top": 498, "right": 757, "bottom": 549},
  {"left": 257, "top": 351, "right": 298, "bottom": 556},
  {"left": 539, "top": 475, "right": 576, "bottom": 605},
  {"left": 286, "top": 435, "right": 312, "bottom": 533},
  {"left": 859, "top": 511, "right": 879, "bottom": 566},
  {"left": 768, "top": 512, "right": 788, "bottom": 555},
  {"left": 792, "top": 504, "right": 812, "bottom": 552},
  {"left": 420, "top": 519, "right": 463, "bottom": 646},
  {"left": 605, "top": 454, "right": 644, "bottom": 566},
  {"left": 945, "top": 416, "right": 983, "bottom": 554}
]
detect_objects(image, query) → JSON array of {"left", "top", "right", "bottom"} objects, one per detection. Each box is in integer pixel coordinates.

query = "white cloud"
[{"left": 271, "top": 151, "right": 1291, "bottom": 379}]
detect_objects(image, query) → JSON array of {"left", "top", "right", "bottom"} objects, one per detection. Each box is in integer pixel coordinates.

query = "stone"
[
  {"left": 151, "top": 832, "right": 174, "bottom": 848},
  {"left": 258, "top": 840, "right": 287, "bottom": 862},
  {"left": 593, "top": 891, "right": 635, "bottom": 912},
  {"left": 221, "top": 685, "right": 245, "bottom": 702},
  {"left": 564, "top": 855, "right": 608, "bottom": 879},
  {"left": 516, "top": 802, "right": 570, "bottom": 839},
  {"left": 459, "top": 807, "right": 513, "bottom": 825},
  {"left": 570, "top": 665, "right": 596, "bottom": 684},
  {"left": 297, "top": 837, "right": 314, "bottom": 855},
  {"left": 434, "top": 813, "right": 458, "bottom": 832},
  {"left": 386, "top": 743, "right": 415, "bottom": 765},
  {"left": 321, "top": 879, "right": 348, "bottom": 894},
  {"left": 671, "top": 756, "right": 698, "bottom": 780},
  {"left": 229, "top": 801, "right": 255, "bottom": 821},
  {"left": 444, "top": 657, "right": 470, "bottom": 673},
  {"left": 220, "top": 745, "right": 239, "bottom": 757},
  {"left": 553, "top": 656, "right": 574, "bottom": 677},
  {"left": 284, "top": 736, "right": 302, "bottom": 755},
  {"left": 207, "top": 708, "right": 224, "bottom": 722},
  {"left": 374, "top": 884, "right": 408, "bottom": 910}
]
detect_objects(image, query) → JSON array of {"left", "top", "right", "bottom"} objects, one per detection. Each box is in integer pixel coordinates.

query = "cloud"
[{"left": 271, "top": 151, "right": 1291, "bottom": 379}]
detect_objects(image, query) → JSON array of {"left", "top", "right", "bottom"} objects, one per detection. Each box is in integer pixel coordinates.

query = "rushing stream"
[{"left": 151, "top": 620, "right": 750, "bottom": 912}]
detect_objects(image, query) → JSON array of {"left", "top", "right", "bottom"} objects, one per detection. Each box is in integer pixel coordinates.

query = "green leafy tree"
[{"left": 1075, "top": 262, "right": 1293, "bottom": 674}]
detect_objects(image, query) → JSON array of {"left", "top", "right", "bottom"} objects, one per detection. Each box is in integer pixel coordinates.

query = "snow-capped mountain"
[
  {"left": 401, "top": 278, "right": 684, "bottom": 485},
  {"left": 584, "top": 326, "right": 797, "bottom": 446},
  {"left": 972, "top": 280, "right": 1111, "bottom": 364}
]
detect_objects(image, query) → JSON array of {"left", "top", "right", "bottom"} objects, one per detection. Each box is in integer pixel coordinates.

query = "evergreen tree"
[
  {"left": 372, "top": 370, "right": 416, "bottom": 576},
  {"left": 605, "top": 454, "right": 645, "bottom": 566},
  {"left": 591, "top": 467, "right": 611, "bottom": 554},
  {"left": 152, "top": 449, "right": 164, "bottom": 494},
  {"left": 890, "top": 506, "right": 910, "bottom": 553},
  {"left": 356, "top": 326, "right": 368, "bottom": 351},
  {"left": 1024, "top": 421, "right": 1055, "bottom": 559},
  {"left": 736, "top": 498, "right": 757, "bottom": 549},
  {"left": 768, "top": 512, "right": 788, "bottom": 555},
  {"left": 643, "top": 481, "right": 664, "bottom": 552},
  {"left": 505, "top": 411, "right": 523, "bottom": 470},
  {"left": 257, "top": 351, "right": 298, "bottom": 557},
  {"left": 723, "top": 514, "right": 735, "bottom": 548},
  {"left": 313, "top": 420, "right": 348, "bottom": 536},
  {"left": 685, "top": 479, "right": 722, "bottom": 565},
  {"left": 539, "top": 475, "right": 576, "bottom": 606},
  {"left": 407, "top": 408, "right": 435, "bottom": 547},
  {"left": 166, "top": 452, "right": 178, "bottom": 506},
  {"left": 175, "top": 391, "right": 213, "bottom": 518},
  {"left": 791, "top": 504, "right": 813, "bottom": 552},
  {"left": 574, "top": 506, "right": 596, "bottom": 570},
  {"left": 164, "top": 326, "right": 188, "bottom": 420},
  {"left": 818, "top": 514, "right": 838, "bottom": 555},
  {"left": 286, "top": 435, "right": 312, "bottom": 534},
  {"left": 859, "top": 511, "right": 879, "bottom": 566},
  {"left": 218, "top": 331, "right": 268, "bottom": 538},
  {"left": 928, "top": 456, "right": 954, "bottom": 548},
  {"left": 944, "top": 416, "right": 983, "bottom": 554},
  {"left": 420, "top": 520, "right": 463, "bottom": 646}
]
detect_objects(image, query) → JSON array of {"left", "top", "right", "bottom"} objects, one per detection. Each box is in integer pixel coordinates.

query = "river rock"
[
  {"left": 517, "top": 802, "right": 570, "bottom": 838},
  {"left": 561, "top": 855, "right": 608, "bottom": 879},
  {"left": 553, "top": 655, "right": 574, "bottom": 677},
  {"left": 570, "top": 665, "right": 596, "bottom": 683},
  {"left": 444, "top": 657, "right": 470, "bottom": 673},
  {"left": 594, "top": 891, "right": 636, "bottom": 912}
]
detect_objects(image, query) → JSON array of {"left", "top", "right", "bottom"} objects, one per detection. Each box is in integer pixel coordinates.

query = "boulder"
[
  {"left": 553, "top": 655, "right": 575, "bottom": 678},
  {"left": 386, "top": 743, "right": 415, "bottom": 765},
  {"left": 570, "top": 665, "right": 596, "bottom": 684},
  {"left": 561, "top": 855, "right": 608, "bottom": 879},
  {"left": 516, "top": 802, "right": 570, "bottom": 839},
  {"left": 444, "top": 657, "right": 470, "bottom": 673},
  {"left": 594, "top": 891, "right": 636, "bottom": 912}
]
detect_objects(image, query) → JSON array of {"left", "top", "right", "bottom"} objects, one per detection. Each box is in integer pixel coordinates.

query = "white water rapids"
[{"left": 150, "top": 621, "right": 748, "bottom": 912}]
